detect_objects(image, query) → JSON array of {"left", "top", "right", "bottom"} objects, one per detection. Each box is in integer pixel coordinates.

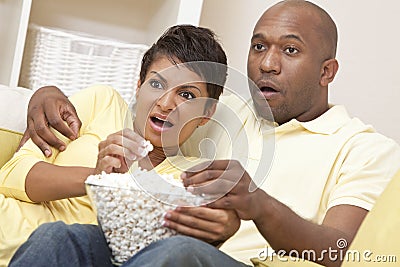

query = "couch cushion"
[
  {"left": 0, "top": 85, "right": 33, "bottom": 133},
  {"left": 341, "top": 169, "right": 400, "bottom": 266},
  {"left": 251, "top": 257, "right": 323, "bottom": 267},
  {"left": 0, "top": 85, "right": 32, "bottom": 168},
  {"left": 0, "top": 128, "right": 23, "bottom": 168}
]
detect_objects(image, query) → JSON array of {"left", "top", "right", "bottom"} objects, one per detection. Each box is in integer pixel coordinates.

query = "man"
[{"left": 12, "top": 1, "right": 400, "bottom": 267}]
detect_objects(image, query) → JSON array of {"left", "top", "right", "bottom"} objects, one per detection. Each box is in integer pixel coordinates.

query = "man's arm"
[
  {"left": 18, "top": 86, "right": 82, "bottom": 156},
  {"left": 182, "top": 160, "right": 367, "bottom": 267},
  {"left": 2, "top": 86, "right": 132, "bottom": 203},
  {"left": 252, "top": 191, "right": 366, "bottom": 267}
]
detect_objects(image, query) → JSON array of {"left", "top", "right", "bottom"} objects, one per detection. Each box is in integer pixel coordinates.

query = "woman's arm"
[
  {"left": 1, "top": 86, "right": 134, "bottom": 203},
  {"left": 25, "top": 162, "right": 93, "bottom": 202},
  {"left": 25, "top": 128, "right": 149, "bottom": 202}
]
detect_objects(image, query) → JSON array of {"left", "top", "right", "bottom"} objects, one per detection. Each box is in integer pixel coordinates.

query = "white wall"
[
  {"left": 0, "top": 0, "right": 31, "bottom": 87},
  {"left": 200, "top": 0, "right": 400, "bottom": 143}
]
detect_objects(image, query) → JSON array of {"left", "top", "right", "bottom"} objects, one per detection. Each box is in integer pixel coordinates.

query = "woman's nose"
[
  {"left": 260, "top": 47, "right": 281, "bottom": 74},
  {"left": 157, "top": 89, "right": 176, "bottom": 111}
]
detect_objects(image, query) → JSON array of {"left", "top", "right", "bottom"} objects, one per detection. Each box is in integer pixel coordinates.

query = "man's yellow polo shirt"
[{"left": 182, "top": 94, "right": 400, "bottom": 264}]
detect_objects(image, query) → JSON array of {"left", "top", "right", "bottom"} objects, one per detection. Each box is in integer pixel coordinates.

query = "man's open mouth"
[
  {"left": 260, "top": 86, "right": 278, "bottom": 93},
  {"left": 150, "top": 116, "right": 174, "bottom": 128}
]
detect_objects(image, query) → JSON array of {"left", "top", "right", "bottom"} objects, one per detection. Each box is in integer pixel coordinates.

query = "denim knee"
[
  {"left": 126, "top": 235, "right": 248, "bottom": 267},
  {"left": 140, "top": 235, "right": 216, "bottom": 259},
  {"left": 160, "top": 235, "right": 210, "bottom": 251},
  {"left": 30, "top": 221, "right": 70, "bottom": 240}
]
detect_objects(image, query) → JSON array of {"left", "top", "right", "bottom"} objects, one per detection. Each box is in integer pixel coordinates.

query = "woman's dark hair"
[{"left": 139, "top": 25, "right": 227, "bottom": 100}]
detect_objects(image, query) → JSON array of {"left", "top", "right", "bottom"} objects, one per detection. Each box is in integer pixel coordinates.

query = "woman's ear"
[
  {"left": 135, "top": 79, "right": 142, "bottom": 98},
  {"left": 198, "top": 102, "right": 217, "bottom": 126},
  {"left": 320, "top": 58, "right": 339, "bottom": 87}
]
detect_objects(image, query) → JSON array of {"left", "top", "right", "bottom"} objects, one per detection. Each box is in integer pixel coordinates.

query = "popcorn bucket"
[{"left": 85, "top": 171, "right": 209, "bottom": 264}]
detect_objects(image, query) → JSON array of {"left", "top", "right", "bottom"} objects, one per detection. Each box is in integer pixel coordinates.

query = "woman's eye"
[
  {"left": 179, "top": 91, "right": 195, "bottom": 100},
  {"left": 149, "top": 80, "right": 163, "bottom": 89},
  {"left": 253, "top": 43, "right": 266, "bottom": 51},
  {"left": 284, "top": 46, "right": 299, "bottom": 55}
]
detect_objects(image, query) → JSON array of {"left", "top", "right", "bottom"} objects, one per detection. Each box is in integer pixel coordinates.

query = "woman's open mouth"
[{"left": 149, "top": 116, "right": 174, "bottom": 132}]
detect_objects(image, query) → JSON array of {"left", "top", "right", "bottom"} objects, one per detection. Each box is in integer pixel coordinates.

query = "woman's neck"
[{"left": 138, "top": 145, "right": 178, "bottom": 170}]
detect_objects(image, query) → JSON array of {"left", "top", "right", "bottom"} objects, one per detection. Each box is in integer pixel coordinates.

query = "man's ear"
[
  {"left": 198, "top": 102, "right": 217, "bottom": 126},
  {"left": 320, "top": 58, "right": 339, "bottom": 87},
  {"left": 135, "top": 79, "right": 142, "bottom": 98}
]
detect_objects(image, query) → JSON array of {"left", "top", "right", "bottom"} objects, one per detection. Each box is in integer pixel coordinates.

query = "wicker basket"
[{"left": 19, "top": 24, "right": 149, "bottom": 102}]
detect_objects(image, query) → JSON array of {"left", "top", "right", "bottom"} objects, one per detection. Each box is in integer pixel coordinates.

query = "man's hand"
[
  {"left": 17, "top": 86, "right": 82, "bottom": 157},
  {"left": 163, "top": 206, "right": 240, "bottom": 246},
  {"left": 95, "top": 129, "right": 149, "bottom": 174},
  {"left": 182, "top": 160, "right": 266, "bottom": 222}
]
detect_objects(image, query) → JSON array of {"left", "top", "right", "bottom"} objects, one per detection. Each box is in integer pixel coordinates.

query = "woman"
[{"left": 0, "top": 25, "right": 239, "bottom": 266}]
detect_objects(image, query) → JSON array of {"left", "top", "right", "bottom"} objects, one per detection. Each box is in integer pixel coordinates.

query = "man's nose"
[
  {"left": 260, "top": 47, "right": 281, "bottom": 74},
  {"left": 157, "top": 89, "right": 176, "bottom": 111}
]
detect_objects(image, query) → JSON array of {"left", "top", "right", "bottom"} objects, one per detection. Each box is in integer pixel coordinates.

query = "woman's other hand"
[
  {"left": 162, "top": 206, "right": 240, "bottom": 246},
  {"left": 94, "top": 129, "right": 151, "bottom": 174}
]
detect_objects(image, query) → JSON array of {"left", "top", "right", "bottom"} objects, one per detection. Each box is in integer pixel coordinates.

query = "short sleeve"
[{"left": 327, "top": 132, "right": 400, "bottom": 211}]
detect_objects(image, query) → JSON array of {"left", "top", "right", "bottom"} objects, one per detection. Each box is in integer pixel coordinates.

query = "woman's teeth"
[{"left": 151, "top": 117, "right": 173, "bottom": 128}]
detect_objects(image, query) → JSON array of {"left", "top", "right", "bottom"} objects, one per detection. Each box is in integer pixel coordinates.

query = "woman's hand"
[
  {"left": 162, "top": 206, "right": 240, "bottom": 246},
  {"left": 94, "top": 129, "right": 151, "bottom": 174}
]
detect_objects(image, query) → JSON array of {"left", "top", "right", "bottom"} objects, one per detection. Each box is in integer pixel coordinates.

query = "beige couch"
[{"left": 0, "top": 85, "right": 32, "bottom": 167}]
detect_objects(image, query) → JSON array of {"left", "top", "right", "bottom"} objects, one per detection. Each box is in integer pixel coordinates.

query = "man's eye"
[
  {"left": 284, "top": 46, "right": 299, "bottom": 55},
  {"left": 179, "top": 91, "right": 195, "bottom": 100},
  {"left": 149, "top": 80, "right": 163, "bottom": 89},
  {"left": 253, "top": 43, "right": 266, "bottom": 51}
]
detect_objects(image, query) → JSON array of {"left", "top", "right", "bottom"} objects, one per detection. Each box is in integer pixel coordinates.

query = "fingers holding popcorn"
[{"left": 95, "top": 129, "right": 153, "bottom": 174}]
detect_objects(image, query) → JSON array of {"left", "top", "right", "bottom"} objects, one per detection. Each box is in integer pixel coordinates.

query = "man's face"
[{"left": 247, "top": 6, "right": 327, "bottom": 124}]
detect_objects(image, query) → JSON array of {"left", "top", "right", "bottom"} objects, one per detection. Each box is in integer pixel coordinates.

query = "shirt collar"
[
  {"left": 280, "top": 105, "right": 351, "bottom": 134},
  {"left": 255, "top": 105, "right": 351, "bottom": 135},
  {"left": 247, "top": 98, "right": 351, "bottom": 135}
]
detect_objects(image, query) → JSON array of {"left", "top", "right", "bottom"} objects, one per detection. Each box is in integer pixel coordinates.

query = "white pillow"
[{"left": 0, "top": 85, "right": 33, "bottom": 133}]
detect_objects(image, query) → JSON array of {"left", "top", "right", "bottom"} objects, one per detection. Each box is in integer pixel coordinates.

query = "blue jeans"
[{"left": 9, "top": 221, "right": 250, "bottom": 267}]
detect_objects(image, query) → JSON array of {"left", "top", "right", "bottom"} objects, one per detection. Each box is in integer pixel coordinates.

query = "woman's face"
[{"left": 134, "top": 56, "right": 213, "bottom": 149}]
